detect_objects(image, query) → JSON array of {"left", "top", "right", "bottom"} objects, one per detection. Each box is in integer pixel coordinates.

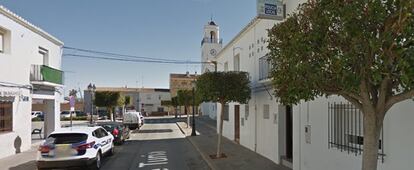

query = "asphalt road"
[
  {"left": 6, "top": 117, "right": 208, "bottom": 170},
  {"left": 101, "top": 117, "right": 209, "bottom": 170}
]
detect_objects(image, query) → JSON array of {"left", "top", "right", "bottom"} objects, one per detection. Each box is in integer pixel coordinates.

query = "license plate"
[{"left": 52, "top": 144, "right": 76, "bottom": 157}]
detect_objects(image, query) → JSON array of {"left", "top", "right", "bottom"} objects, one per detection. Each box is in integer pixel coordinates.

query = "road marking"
[{"left": 138, "top": 151, "right": 169, "bottom": 168}]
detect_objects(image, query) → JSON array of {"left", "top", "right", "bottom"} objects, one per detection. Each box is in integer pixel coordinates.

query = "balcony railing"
[
  {"left": 201, "top": 38, "right": 223, "bottom": 46},
  {"left": 259, "top": 55, "right": 272, "bottom": 81},
  {"left": 30, "top": 65, "right": 64, "bottom": 85}
]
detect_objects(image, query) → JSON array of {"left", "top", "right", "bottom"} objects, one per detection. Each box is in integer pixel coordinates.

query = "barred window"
[
  {"left": 0, "top": 102, "right": 13, "bottom": 132},
  {"left": 263, "top": 104, "right": 270, "bottom": 119},
  {"left": 245, "top": 104, "right": 249, "bottom": 120},
  {"left": 223, "top": 104, "right": 229, "bottom": 121},
  {"left": 328, "top": 102, "right": 385, "bottom": 162}
]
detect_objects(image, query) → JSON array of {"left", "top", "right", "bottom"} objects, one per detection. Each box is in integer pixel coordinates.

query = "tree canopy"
[
  {"left": 268, "top": 0, "right": 414, "bottom": 110},
  {"left": 267, "top": 1, "right": 413, "bottom": 169},
  {"left": 94, "top": 91, "right": 121, "bottom": 108},
  {"left": 196, "top": 71, "right": 251, "bottom": 104}
]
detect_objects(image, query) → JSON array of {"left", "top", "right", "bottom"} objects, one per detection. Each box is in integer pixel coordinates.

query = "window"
[
  {"left": 245, "top": 104, "right": 249, "bottom": 120},
  {"left": 259, "top": 55, "right": 272, "bottom": 80},
  {"left": 39, "top": 47, "right": 49, "bottom": 66},
  {"left": 0, "top": 27, "right": 10, "bottom": 54},
  {"left": 223, "top": 104, "right": 229, "bottom": 121},
  {"left": 328, "top": 102, "right": 385, "bottom": 162},
  {"left": 0, "top": 33, "right": 3, "bottom": 53},
  {"left": 0, "top": 102, "right": 13, "bottom": 132},
  {"left": 233, "top": 54, "right": 240, "bottom": 71},
  {"left": 263, "top": 104, "right": 270, "bottom": 119},
  {"left": 146, "top": 94, "right": 151, "bottom": 100},
  {"left": 224, "top": 62, "right": 228, "bottom": 72}
]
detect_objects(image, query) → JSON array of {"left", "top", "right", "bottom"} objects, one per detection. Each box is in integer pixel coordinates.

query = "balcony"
[
  {"left": 201, "top": 38, "right": 223, "bottom": 46},
  {"left": 30, "top": 65, "right": 64, "bottom": 85},
  {"left": 259, "top": 55, "right": 272, "bottom": 81}
]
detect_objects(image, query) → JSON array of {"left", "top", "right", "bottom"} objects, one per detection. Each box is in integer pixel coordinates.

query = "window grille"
[
  {"left": 263, "top": 104, "right": 270, "bottom": 119},
  {"left": 223, "top": 104, "right": 229, "bottom": 121},
  {"left": 0, "top": 102, "right": 13, "bottom": 132},
  {"left": 328, "top": 102, "right": 385, "bottom": 162},
  {"left": 245, "top": 105, "right": 249, "bottom": 120},
  {"left": 259, "top": 55, "right": 272, "bottom": 80}
]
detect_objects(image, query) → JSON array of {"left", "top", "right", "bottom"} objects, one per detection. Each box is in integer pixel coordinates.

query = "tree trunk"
[
  {"left": 216, "top": 102, "right": 225, "bottom": 158},
  {"left": 362, "top": 111, "right": 384, "bottom": 170},
  {"left": 185, "top": 105, "right": 189, "bottom": 128}
]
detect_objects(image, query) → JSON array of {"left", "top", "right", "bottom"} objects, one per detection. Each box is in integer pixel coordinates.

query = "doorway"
[
  {"left": 234, "top": 105, "right": 240, "bottom": 143},
  {"left": 286, "top": 105, "right": 293, "bottom": 160}
]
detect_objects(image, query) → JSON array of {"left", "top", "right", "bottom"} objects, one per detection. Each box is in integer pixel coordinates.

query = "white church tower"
[
  {"left": 201, "top": 19, "right": 222, "bottom": 120},
  {"left": 201, "top": 20, "right": 222, "bottom": 73}
]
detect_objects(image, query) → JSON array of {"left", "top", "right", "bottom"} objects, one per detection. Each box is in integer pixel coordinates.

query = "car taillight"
[
  {"left": 112, "top": 128, "right": 119, "bottom": 136},
  {"left": 38, "top": 145, "right": 51, "bottom": 153},
  {"left": 74, "top": 141, "right": 95, "bottom": 151}
]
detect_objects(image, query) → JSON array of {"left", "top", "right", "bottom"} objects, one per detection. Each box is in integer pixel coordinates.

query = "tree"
[
  {"left": 94, "top": 91, "right": 120, "bottom": 121},
  {"left": 267, "top": 1, "right": 414, "bottom": 170},
  {"left": 118, "top": 95, "right": 131, "bottom": 117},
  {"left": 177, "top": 90, "right": 193, "bottom": 128},
  {"left": 196, "top": 71, "right": 251, "bottom": 158},
  {"left": 171, "top": 97, "right": 179, "bottom": 118}
]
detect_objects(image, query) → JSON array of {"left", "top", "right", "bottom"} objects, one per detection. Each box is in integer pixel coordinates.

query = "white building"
[
  {"left": 206, "top": 0, "right": 414, "bottom": 170},
  {"left": 200, "top": 20, "right": 223, "bottom": 120},
  {"left": 0, "top": 6, "right": 64, "bottom": 159},
  {"left": 84, "top": 87, "right": 171, "bottom": 115}
]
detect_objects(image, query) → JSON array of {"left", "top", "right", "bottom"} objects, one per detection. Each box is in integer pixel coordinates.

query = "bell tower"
[{"left": 201, "top": 19, "right": 222, "bottom": 73}]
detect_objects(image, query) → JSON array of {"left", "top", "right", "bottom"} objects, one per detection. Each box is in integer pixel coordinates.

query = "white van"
[{"left": 123, "top": 112, "right": 142, "bottom": 130}]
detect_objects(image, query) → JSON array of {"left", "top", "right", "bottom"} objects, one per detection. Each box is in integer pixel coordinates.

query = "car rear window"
[
  {"left": 99, "top": 124, "right": 115, "bottom": 131},
  {"left": 48, "top": 133, "right": 88, "bottom": 144}
]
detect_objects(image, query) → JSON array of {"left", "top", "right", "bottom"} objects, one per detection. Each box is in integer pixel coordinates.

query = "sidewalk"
[
  {"left": 176, "top": 116, "right": 290, "bottom": 170},
  {"left": 0, "top": 145, "right": 37, "bottom": 170}
]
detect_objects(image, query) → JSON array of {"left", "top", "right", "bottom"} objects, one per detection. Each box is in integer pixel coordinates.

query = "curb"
[{"left": 175, "top": 122, "right": 216, "bottom": 170}]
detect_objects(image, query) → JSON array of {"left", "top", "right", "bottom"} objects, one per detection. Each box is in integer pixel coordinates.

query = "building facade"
[
  {"left": 84, "top": 87, "right": 171, "bottom": 115},
  {"left": 200, "top": 20, "right": 223, "bottom": 120},
  {"left": 208, "top": 0, "right": 414, "bottom": 170},
  {"left": 0, "top": 6, "right": 64, "bottom": 159}
]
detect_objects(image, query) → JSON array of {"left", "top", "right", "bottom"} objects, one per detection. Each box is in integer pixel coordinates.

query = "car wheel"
[{"left": 89, "top": 152, "right": 101, "bottom": 170}]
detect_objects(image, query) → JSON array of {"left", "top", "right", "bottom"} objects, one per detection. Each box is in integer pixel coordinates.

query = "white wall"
[
  {"left": 293, "top": 96, "right": 414, "bottom": 170},
  {"left": 214, "top": 18, "right": 285, "bottom": 164},
  {"left": 0, "top": 7, "right": 62, "bottom": 159}
]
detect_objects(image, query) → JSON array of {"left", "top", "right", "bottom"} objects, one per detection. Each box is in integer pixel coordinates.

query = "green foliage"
[
  {"left": 171, "top": 97, "right": 179, "bottom": 107},
  {"left": 177, "top": 90, "right": 192, "bottom": 107},
  {"left": 124, "top": 96, "right": 131, "bottom": 106},
  {"left": 61, "top": 116, "right": 88, "bottom": 121},
  {"left": 161, "top": 100, "right": 172, "bottom": 106},
  {"left": 196, "top": 71, "right": 251, "bottom": 104},
  {"left": 94, "top": 91, "right": 121, "bottom": 110},
  {"left": 268, "top": 0, "right": 414, "bottom": 106}
]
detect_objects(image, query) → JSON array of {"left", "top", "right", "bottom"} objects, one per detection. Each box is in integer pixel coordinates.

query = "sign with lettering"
[
  {"left": 0, "top": 90, "right": 21, "bottom": 96},
  {"left": 257, "top": 0, "right": 284, "bottom": 20}
]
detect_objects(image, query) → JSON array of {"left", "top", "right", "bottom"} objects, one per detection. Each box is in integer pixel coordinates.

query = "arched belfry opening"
[{"left": 210, "top": 31, "right": 216, "bottom": 42}]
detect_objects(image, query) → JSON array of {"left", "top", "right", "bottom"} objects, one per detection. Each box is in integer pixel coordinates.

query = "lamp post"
[
  {"left": 191, "top": 72, "right": 197, "bottom": 136},
  {"left": 87, "top": 83, "right": 96, "bottom": 124}
]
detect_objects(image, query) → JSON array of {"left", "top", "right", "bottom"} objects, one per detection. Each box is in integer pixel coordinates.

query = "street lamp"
[
  {"left": 191, "top": 72, "right": 197, "bottom": 136},
  {"left": 87, "top": 83, "right": 96, "bottom": 124}
]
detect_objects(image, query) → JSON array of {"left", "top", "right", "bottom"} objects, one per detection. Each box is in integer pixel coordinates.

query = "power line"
[
  {"left": 63, "top": 46, "right": 194, "bottom": 63},
  {"left": 63, "top": 54, "right": 203, "bottom": 64}
]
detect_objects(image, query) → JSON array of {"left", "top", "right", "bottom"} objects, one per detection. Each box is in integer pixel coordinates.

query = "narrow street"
[{"left": 101, "top": 117, "right": 209, "bottom": 170}]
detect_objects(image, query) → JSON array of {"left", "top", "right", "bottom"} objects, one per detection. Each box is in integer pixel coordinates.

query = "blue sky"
[{"left": 1, "top": 0, "right": 256, "bottom": 96}]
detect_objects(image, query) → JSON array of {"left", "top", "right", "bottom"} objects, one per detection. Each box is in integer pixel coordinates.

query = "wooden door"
[{"left": 234, "top": 105, "right": 240, "bottom": 143}]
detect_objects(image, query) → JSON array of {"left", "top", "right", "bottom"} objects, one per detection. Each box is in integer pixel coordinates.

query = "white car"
[
  {"left": 123, "top": 111, "right": 142, "bottom": 130},
  {"left": 31, "top": 111, "right": 43, "bottom": 119},
  {"left": 36, "top": 126, "right": 115, "bottom": 170},
  {"left": 60, "top": 110, "right": 76, "bottom": 118}
]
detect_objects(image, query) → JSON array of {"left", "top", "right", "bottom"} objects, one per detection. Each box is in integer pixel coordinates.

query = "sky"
[{"left": 1, "top": 0, "right": 256, "bottom": 97}]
